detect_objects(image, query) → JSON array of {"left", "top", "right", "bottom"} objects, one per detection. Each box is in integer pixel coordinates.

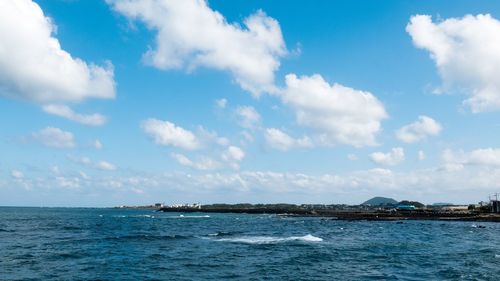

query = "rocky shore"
[{"left": 159, "top": 205, "right": 500, "bottom": 222}]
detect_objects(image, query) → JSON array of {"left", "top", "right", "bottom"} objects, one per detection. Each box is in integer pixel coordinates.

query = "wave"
[
  {"left": 214, "top": 234, "right": 323, "bottom": 244},
  {"left": 105, "top": 234, "right": 191, "bottom": 241},
  {"left": 166, "top": 215, "right": 211, "bottom": 219},
  {"left": 208, "top": 231, "right": 237, "bottom": 237},
  {"left": 111, "top": 214, "right": 155, "bottom": 218},
  {"left": 131, "top": 215, "right": 155, "bottom": 218},
  {"left": 471, "top": 224, "right": 486, "bottom": 229}
]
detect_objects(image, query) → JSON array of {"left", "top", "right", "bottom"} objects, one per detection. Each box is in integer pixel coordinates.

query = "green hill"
[{"left": 362, "top": 197, "right": 398, "bottom": 206}]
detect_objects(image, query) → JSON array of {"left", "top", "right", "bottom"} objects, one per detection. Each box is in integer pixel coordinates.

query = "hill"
[
  {"left": 399, "top": 200, "right": 425, "bottom": 208},
  {"left": 362, "top": 197, "right": 398, "bottom": 206}
]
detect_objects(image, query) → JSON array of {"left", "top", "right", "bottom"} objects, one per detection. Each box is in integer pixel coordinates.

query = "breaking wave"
[
  {"left": 214, "top": 234, "right": 323, "bottom": 244},
  {"left": 111, "top": 214, "right": 155, "bottom": 218},
  {"left": 166, "top": 215, "right": 211, "bottom": 219}
]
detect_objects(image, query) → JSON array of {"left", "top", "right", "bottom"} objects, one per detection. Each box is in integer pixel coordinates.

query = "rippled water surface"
[{"left": 1, "top": 207, "right": 500, "bottom": 280}]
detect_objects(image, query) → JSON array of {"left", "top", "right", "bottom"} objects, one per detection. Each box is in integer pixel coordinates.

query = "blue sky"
[{"left": 2, "top": 0, "right": 500, "bottom": 206}]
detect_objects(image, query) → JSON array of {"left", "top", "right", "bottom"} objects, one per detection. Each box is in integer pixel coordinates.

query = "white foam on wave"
[
  {"left": 111, "top": 214, "right": 154, "bottom": 218},
  {"left": 216, "top": 234, "right": 323, "bottom": 244},
  {"left": 167, "top": 215, "right": 211, "bottom": 219}
]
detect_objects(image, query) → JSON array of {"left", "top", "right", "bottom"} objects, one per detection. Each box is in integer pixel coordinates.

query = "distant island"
[{"left": 117, "top": 196, "right": 500, "bottom": 222}]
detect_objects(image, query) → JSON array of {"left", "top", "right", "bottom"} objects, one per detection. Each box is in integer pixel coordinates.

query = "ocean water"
[{"left": 1, "top": 207, "right": 500, "bottom": 280}]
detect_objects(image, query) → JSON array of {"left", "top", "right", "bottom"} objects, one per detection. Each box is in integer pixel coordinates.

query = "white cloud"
[
  {"left": 0, "top": 0, "right": 115, "bottom": 104},
  {"left": 171, "top": 153, "right": 220, "bottom": 171},
  {"left": 235, "top": 106, "right": 261, "bottom": 129},
  {"left": 79, "top": 172, "right": 90, "bottom": 180},
  {"left": 11, "top": 170, "right": 24, "bottom": 179},
  {"left": 94, "top": 140, "right": 103, "bottom": 150},
  {"left": 171, "top": 153, "right": 193, "bottom": 167},
  {"left": 96, "top": 161, "right": 117, "bottom": 171},
  {"left": 54, "top": 176, "right": 81, "bottom": 189},
  {"left": 396, "top": 115, "right": 442, "bottom": 143},
  {"left": 280, "top": 74, "right": 387, "bottom": 147},
  {"left": 264, "top": 128, "right": 293, "bottom": 150},
  {"left": 264, "top": 128, "right": 313, "bottom": 151},
  {"left": 68, "top": 156, "right": 92, "bottom": 166},
  {"left": 10, "top": 160, "right": 500, "bottom": 204},
  {"left": 222, "top": 146, "right": 245, "bottom": 170},
  {"left": 347, "top": 154, "right": 358, "bottom": 161},
  {"left": 32, "top": 127, "right": 75, "bottom": 148},
  {"left": 42, "top": 104, "right": 107, "bottom": 126},
  {"left": 107, "top": 0, "right": 286, "bottom": 96},
  {"left": 407, "top": 14, "right": 500, "bottom": 112},
  {"left": 240, "top": 131, "right": 255, "bottom": 144},
  {"left": 370, "top": 147, "right": 405, "bottom": 166},
  {"left": 142, "top": 120, "right": 233, "bottom": 152},
  {"left": 50, "top": 166, "right": 60, "bottom": 175},
  {"left": 68, "top": 155, "right": 117, "bottom": 171},
  {"left": 215, "top": 98, "right": 227, "bottom": 109},
  {"left": 196, "top": 126, "right": 229, "bottom": 147},
  {"left": 443, "top": 148, "right": 500, "bottom": 167},
  {"left": 222, "top": 146, "right": 245, "bottom": 162},
  {"left": 141, "top": 118, "right": 200, "bottom": 150},
  {"left": 418, "top": 150, "right": 426, "bottom": 161}
]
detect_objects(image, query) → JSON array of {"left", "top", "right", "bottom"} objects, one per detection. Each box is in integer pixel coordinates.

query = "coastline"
[{"left": 159, "top": 206, "right": 500, "bottom": 222}]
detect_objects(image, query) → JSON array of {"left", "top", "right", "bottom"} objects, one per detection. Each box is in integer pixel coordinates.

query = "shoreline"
[{"left": 159, "top": 207, "right": 500, "bottom": 222}]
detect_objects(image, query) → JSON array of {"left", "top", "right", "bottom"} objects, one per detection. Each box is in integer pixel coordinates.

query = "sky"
[{"left": 2, "top": 0, "right": 500, "bottom": 207}]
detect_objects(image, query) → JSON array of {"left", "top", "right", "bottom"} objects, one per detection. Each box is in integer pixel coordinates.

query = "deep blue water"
[{"left": 1, "top": 207, "right": 500, "bottom": 280}]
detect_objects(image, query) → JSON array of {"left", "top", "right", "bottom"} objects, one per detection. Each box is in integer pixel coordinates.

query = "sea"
[{"left": 1, "top": 207, "right": 500, "bottom": 280}]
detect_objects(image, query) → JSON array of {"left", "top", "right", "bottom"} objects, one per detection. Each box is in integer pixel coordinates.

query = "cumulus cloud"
[
  {"left": 370, "top": 147, "right": 405, "bottom": 166},
  {"left": 347, "top": 154, "right": 358, "bottom": 161},
  {"left": 170, "top": 146, "right": 244, "bottom": 171},
  {"left": 442, "top": 148, "right": 500, "bottom": 169},
  {"left": 396, "top": 115, "right": 442, "bottom": 143},
  {"left": 107, "top": 0, "right": 286, "bottom": 96},
  {"left": 0, "top": 0, "right": 115, "bottom": 104},
  {"left": 69, "top": 156, "right": 92, "bottom": 166},
  {"left": 32, "top": 127, "right": 75, "bottom": 148},
  {"left": 222, "top": 146, "right": 245, "bottom": 169},
  {"left": 240, "top": 131, "right": 255, "bottom": 144},
  {"left": 50, "top": 166, "right": 60, "bottom": 175},
  {"left": 141, "top": 118, "right": 200, "bottom": 150},
  {"left": 42, "top": 104, "right": 107, "bottom": 126},
  {"left": 264, "top": 128, "right": 313, "bottom": 151},
  {"left": 280, "top": 74, "right": 387, "bottom": 147},
  {"left": 196, "top": 126, "right": 229, "bottom": 147},
  {"left": 95, "top": 161, "right": 117, "bottom": 171},
  {"left": 10, "top": 165, "right": 500, "bottom": 204},
  {"left": 222, "top": 146, "right": 245, "bottom": 162},
  {"left": 93, "top": 140, "right": 103, "bottom": 150},
  {"left": 418, "top": 150, "right": 426, "bottom": 161},
  {"left": 171, "top": 153, "right": 220, "bottom": 171},
  {"left": 68, "top": 155, "right": 117, "bottom": 171},
  {"left": 11, "top": 170, "right": 24, "bottom": 179},
  {"left": 235, "top": 106, "right": 261, "bottom": 129},
  {"left": 215, "top": 98, "right": 227, "bottom": 109},
  {"left": 407, "top": 14, "right": 500, "bottom": 112}
]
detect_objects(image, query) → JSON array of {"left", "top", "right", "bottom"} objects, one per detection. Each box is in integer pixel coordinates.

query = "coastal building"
[
  {"left": 169, "top": 203, "right": 202, "bottom": 209},
  {"left": 489, "top": 193, "right": 500, "bottom": 213},
  {"left": 396, "top": 204, "right": 416, "bottom": 211},
  {"left": 442, "top": 205, "right": 469, "bottom": 212},
  {"left": 491, "top": 200, "right": 500, "bottom": 213}
]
